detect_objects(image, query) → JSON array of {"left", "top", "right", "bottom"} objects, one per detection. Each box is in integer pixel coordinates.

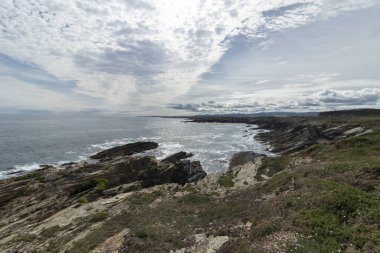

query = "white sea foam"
[
  {"left": 90, "top": 138, "right": 131, "bottom": 150},
  {"left": 1, "top": 118, "right": 273, "bottom": 179},
  {"left": 0, "top": 163, "right": 41, "bottom": 179},
  {"left": 155, "top": 142, "right": 184, "bottom": 159}
]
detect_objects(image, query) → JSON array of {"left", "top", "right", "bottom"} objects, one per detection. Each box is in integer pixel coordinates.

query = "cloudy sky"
[{"left": 0, "top": 0, "right": 379, "bottom": 115}]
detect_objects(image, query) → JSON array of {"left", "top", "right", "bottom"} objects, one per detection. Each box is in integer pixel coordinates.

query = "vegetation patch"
[
  {"left": 94, "top": 178, "right": 110, "bottom": 191},
  {"left": 129, "top": 190, "right": 162, "bottom": 205},
  {"left": 259, "top": 170, "right": 293, "bottom": 193},
  {"left": 218, "top": 172, "right": 235, "bottom": 187},
  {"left": 251, "top": 223, "right": 281, "bottom": 239},
  {"left": 15, "top": 170, "right": 44, "bottom": 182},
  {"left": 255, "top": 156, "right": 291, "bottom": 181},
  {"left": 40, "top": 225, "right": 61, "bottom": 238},
  {"left": 288, "top": 238, "right": 332, "bottom": 253},
  {"left": 177, "top": 193, "right": 210, "bottom": 204},
  {"left": 79, "top": 197, "right": 89, "bottom": 205},
  {"left": 134, "top": 226, "right": 160, "bottom": 240},
  {"left": 90, "top": 211, "right": 108, "bottom": 222},
  {"left": 293, "top": 180, "right": 380, "bottom": 252},
  {"left": 182, "top": 185, "right": 197, "bottom": 193},
  {"left": 13, "top": 233, "right": 38, "bottom": 243},
  {"left": 74, "top": 178, "right": 110, "bottom": 194}
]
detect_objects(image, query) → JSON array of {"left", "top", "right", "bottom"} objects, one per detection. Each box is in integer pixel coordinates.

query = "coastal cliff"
[{"left": 1, "top": 114, "right": 380, "bottom": 252}]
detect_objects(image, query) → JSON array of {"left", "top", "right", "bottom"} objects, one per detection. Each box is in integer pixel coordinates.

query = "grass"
[
  {"left": 15, "top": 170, "right": 44, "bottom": 182},
  {"left": 251, "top": 223, "right": 281, "bottom": 239},
  {"left": 62, "top": 116, "right": 380, "bottom": 252},
  {"left": 90, "top": 211, "right": 108, "bottom": 222},
  {"left": 255, "top": 156, "right": 291, "bottom": 181},
  {"left": 182, "top": 185, "right": 198, "bottom": 193},
  {"left": 177, "top": 193, "right": 210, "bottom": 204},
  {"left": 73, "top": 178, "right": 110, "bottom": 194},
  {"left": 94, "top": 178, "right": 110, "bottom": 191},
  {"left": 288, "top": 238, "right": 332, "bottom": 253},
  {"left": 129, "top": 190, "right": 162, "bottom": 205},
  {"left": 292, "top": 179, "right": 380, "bottom": 251},
  {"left": 40, "top": 225, "right": 61, "bottom": 238},
  {"left": 217, "top": 172, "right": 235, "bottom": 187},
  {"left": 13, "top": 233, "right": 38, "bottom": 242},
  {"left": 79, "top": 197, "right": 89, "bottom": 205}
]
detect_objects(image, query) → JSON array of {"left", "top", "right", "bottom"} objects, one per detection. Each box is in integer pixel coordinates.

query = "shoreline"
[
  {"left": 0, "top": 121, "right": 271, "bottom": 180},
  {"left": 1, "top": 113, "right": 371, "bottom": 180},
  {"left": 1, "top": 113, "right": 380, "bottom": 252}
]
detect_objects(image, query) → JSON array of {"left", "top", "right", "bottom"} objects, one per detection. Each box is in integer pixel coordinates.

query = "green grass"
[
  {"left": 94, "top": 178, "right": 110, "bottom": 191},
  {"left": 293, "top": 179, "right": 380, "bottom": 251},
  {"left": 134, "top": 226, "right": 161, "bottom": 241},
  {"left": 129, "top": 191, "right": 163, "bottom": 205},
  {"left": 90, "top": 211, "right": 108, "bottom": 222},
  {"left": 177, "top": 193, "right": 210, "bottom": 204},
  {"left": 15, "top": 170, "right": 44, "bottom": 182},
  {"left": 74, "top": 178, "right": 110, "bottom": 194},
  {"left": 255, "top": 156, "right": 291, "bottom": 181},
  {"left": 182, "top": 185, "right": 198, "bottom": 193},
  {"left": 40, "top": 225, "right": 61, "bottom": 238},
  {"left": 13, "top": 233, "right": 38, "bottom": 242},
  {"left": 79, "top": 197, "right": 89, "bottom": 205},
  {"left": 251, "top": 223, "right": 281, "bottom": 239},
  {"left": 288, "top": 238, "right": 332, "bottom": 253},
  {"left": 217, "top": 172, "right": 235, "bottom": 187}
]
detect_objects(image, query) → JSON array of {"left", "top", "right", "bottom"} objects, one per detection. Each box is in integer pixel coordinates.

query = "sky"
[{"left": 0, "top": 0, "right": 379, "bottom": 115}]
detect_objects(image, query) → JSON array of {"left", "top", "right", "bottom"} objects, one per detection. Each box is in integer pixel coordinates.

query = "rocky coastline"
[
  {"left": 189, "top": 115, "right": 372, "bottom": 154},
  {"left": 1, "top": 113, "right": 380, "bottom": 252}
]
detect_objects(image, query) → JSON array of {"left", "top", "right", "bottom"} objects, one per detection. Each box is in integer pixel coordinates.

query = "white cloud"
[
  {"left": 0, "top": 76, "right": 92, "bottom": 111},
  {"left": 169, "top": 87, "right": 380, "bottom": 113},
  {"left": 1, "top": 0, "right": 378, "bottom": 112}
]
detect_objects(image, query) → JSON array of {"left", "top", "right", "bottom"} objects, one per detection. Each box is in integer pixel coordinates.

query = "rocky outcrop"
[
  {"left": 161, "top": 151, "right": 194, "bottom": 163},
  {"left": 90, "top": 141, "right": 159, "bottom": 161},
  {"left": 228, "top": 151, "right": 261, "bottom": 170},
  {"left": 256, "top": 122, "right": 370, "bottom": 154},
  {"left": 65, "top": 156, "right": 206, "bottom": 196},
  {"left": 0, "top": 143, "right": 206, "bottom": 209},
  {"left": 0, "top": 142, "right": 207, "bottom": 253},
  {"left": 190, "top": 116, "right": 370, "bottom": 154}
]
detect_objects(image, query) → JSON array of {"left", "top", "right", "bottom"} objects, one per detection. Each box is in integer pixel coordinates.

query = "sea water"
[{"left": 0, "top": 114, "right": 271, "bottom": 178}]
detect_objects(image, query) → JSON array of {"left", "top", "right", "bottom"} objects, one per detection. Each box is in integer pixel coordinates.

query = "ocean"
[{"left": 0, "top": 114, "right": 271, "bottom": 178}]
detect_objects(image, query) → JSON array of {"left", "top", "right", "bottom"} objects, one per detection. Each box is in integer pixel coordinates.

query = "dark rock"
[
  {"left": 161, "top": 151, "right": 194, "bottom": 163},
  {"left": 67, "top": 155, "right": 206, "bottom": 196},
  {"left": 189, "top": 116, "right": 369, "bottom": 154},
  {"left": 229, "top": 151, "right": 262, "bottom": 170},
  {"left": 142, "top": 159, "right": 206, "bottom": 187},
  {"left": 60, "top": 162, "right": 77, "bottom": 167},
  {"left": 44, "top": 173, "right": 60, "bottom": 182},
  {"left": 5, "top": 170, "right": 24, "bottom": 175},
  {"left": 101, "top": 188, "right": 118, "bottom": 197},
  {"left": 90, "top": 141, "right": 159, "bottom": 161}
]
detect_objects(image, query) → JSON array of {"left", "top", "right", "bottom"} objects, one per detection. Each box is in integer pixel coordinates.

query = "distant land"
[
  {"left": 151, "top": 108, "right": 380, "bottom": 119},
  {"left": 319, "top": 108, "right": 380, "bottom": 117}
]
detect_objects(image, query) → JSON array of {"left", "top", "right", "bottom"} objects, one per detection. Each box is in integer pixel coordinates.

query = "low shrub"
[
  {"left": 218, "top": 172, "right": 234, "bottom": 187},
  {"left": 90, "top": 211, "right": 108, "bottom": 222}
]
